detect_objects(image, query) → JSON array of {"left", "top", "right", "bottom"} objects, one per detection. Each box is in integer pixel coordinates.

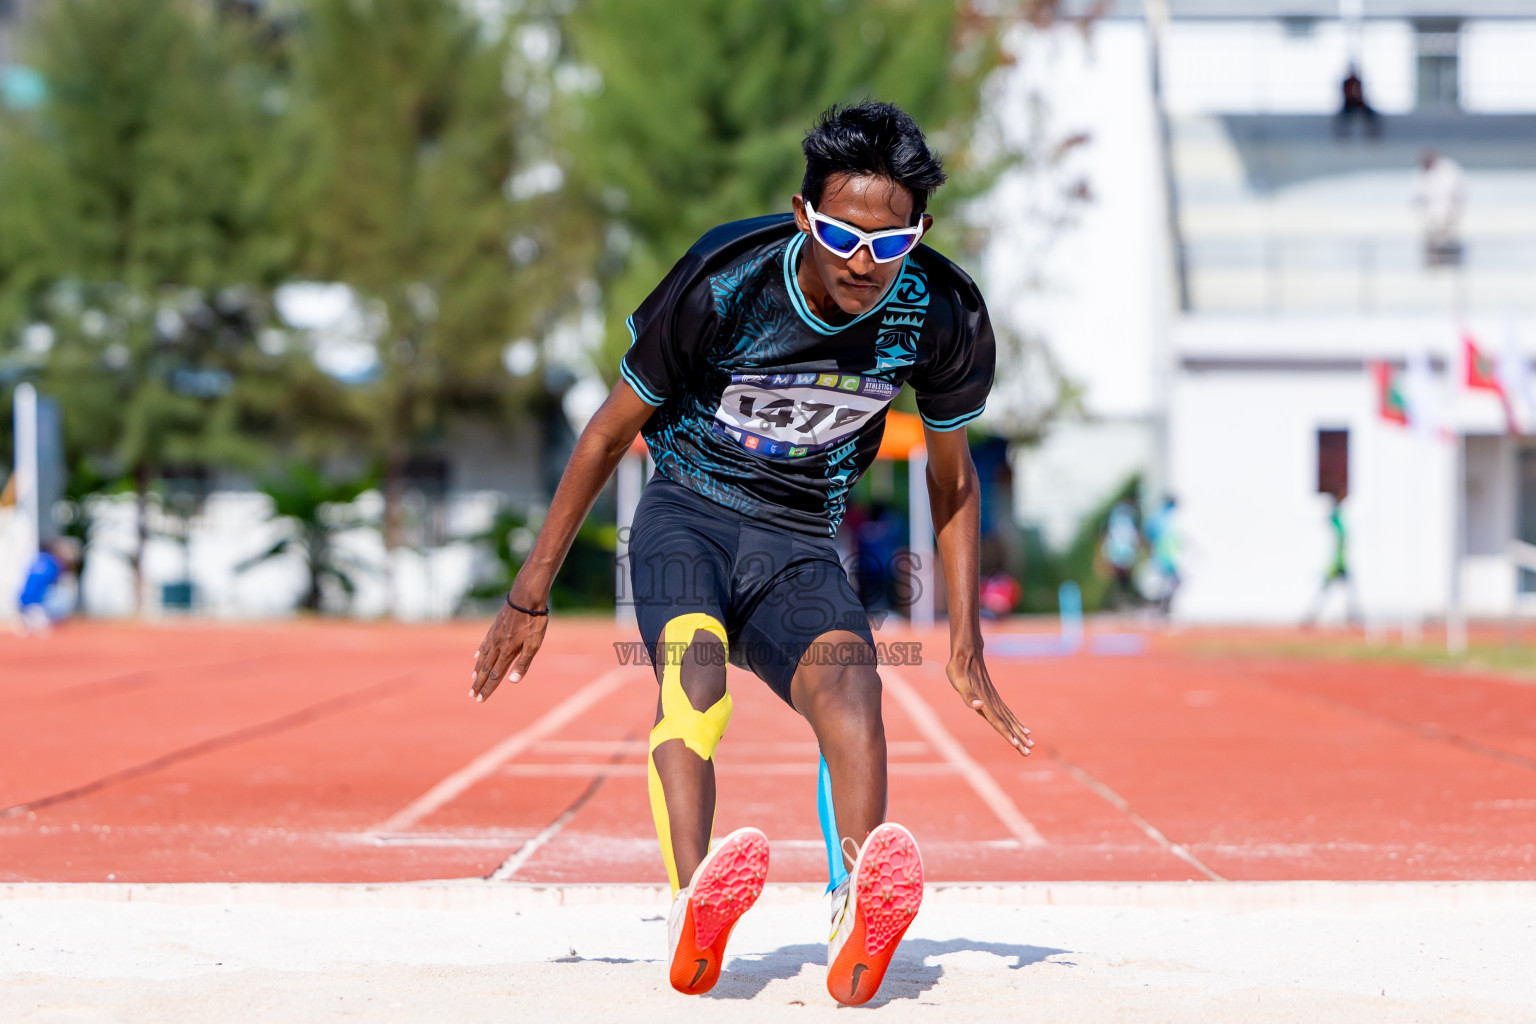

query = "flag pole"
[
  {"left": 908, "top": 444, "right": 935, "bottom": 632},
  {"left": 614, "top": 437, "right": 647, "bottom": 628},
  {"left": 1450, "top": 434, "right": 1468, "bottom": 654},
  {"left": 1448, "top": 336, "right": 1468, "bottom": 654}
]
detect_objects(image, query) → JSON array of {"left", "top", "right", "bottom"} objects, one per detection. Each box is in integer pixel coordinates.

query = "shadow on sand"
[{"left": 705, "top": 938, "right": 1073, "bottom": 1004}]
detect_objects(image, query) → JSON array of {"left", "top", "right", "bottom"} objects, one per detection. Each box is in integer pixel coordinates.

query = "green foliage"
[
  {"left": 287, "top": 0, "right": 581, "bottom": 514},
  {"left": 0, "top": 0, "right": 286, "bottom": 298},
  {"left": 460, "top": 503, "right": 618, "bottom": 614},
  {"left": 563, "top": 0, "right": 1001, "bottom": 377},
  {"left": 460, "top": 506, "right": 535, "bottom": 611},
  {"left": 238, "top": 462, "right": 377, "bottom": 613},
  {"left": 0, "top": 0, "right": 312, "bottom": 486}
]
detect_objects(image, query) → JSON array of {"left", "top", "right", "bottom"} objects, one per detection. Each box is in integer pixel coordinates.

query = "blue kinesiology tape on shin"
[{"left": 818, "top": 754, "right": 849, "bottom": 892}]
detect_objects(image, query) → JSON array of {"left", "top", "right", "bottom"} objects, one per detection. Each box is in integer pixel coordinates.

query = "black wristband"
[{"left": 506, "top": 595, "right": 549, "bottom": 617}]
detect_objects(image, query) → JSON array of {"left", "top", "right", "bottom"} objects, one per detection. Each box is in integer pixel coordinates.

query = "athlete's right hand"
[
  {"left": 469, "top": 382, "right": 653, "bottom": 703},
  {"left": 471, "top": 596, "right": 548, "bottom": 702}
]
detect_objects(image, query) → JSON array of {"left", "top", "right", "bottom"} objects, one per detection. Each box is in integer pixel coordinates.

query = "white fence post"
[
  {"left": 615, "top": 443, "right": 645, "bottom": 628},
  {"left": 908, "top": 445, "right": 935, "bottom": 632}
]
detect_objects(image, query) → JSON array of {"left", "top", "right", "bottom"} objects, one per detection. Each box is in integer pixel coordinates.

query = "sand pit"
[{"left": 3, "top": 881, "right": 1534, "bottom": 1022}]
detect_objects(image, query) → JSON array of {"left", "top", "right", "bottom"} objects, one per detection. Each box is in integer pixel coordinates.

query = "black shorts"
[{"left": 626, "top": 477, "right": 875, "bottom": 706}]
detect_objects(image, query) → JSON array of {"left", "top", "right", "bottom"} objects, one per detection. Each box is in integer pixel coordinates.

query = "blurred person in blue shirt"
[{"left": 16, "top": 538, "right": 79, "bottom": 635}]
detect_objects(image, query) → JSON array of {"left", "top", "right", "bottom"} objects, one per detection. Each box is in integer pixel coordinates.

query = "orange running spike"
[
  {"left": 826, "top": 822, "right": 924, "bottom": 1006},
  {"left": 667, "top": 827, "right": 770, "bottom": 995}
]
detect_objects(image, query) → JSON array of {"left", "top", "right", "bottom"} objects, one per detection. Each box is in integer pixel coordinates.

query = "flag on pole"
[
  {"left": 1465, "top": 333, "right": 1518, "bottom": 435},
  {"left": 1373, "top": 361, "right": 1409, "bottom": 426},
  {"left": 1466, "top": 334, "right": 1502, "bottom": 391}
]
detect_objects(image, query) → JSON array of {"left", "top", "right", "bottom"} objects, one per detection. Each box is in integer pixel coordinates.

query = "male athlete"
[{"left": 471, "top": 102, "right": 1033, "bottom": 1005}]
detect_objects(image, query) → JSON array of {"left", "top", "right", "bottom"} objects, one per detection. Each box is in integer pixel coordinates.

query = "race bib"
[{"left": 712, "top": 372, "right": 898, "bottom": 458}]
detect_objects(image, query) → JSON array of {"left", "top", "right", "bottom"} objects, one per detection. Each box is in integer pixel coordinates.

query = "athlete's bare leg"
[
  {"left": 650, "top": 629, "right": 727, "bottom": 888},
  {"left": 790, "top": 629, "right": 887, "bottom": 864}
]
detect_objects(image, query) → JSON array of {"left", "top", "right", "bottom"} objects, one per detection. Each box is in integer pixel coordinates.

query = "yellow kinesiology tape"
[{"left": 647, "top": 613, "right": 732, "bottom": 891}]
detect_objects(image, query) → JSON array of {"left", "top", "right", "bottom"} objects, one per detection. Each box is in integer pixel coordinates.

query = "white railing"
[{"left": 1183, "top": 237, "right": 1536, "bottom": 314}]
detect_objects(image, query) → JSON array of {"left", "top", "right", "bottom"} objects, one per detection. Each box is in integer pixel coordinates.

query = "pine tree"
[
  {"left": 286, "top": 0, "right": 588, "bottom": 568},
  {"left": 0, "top": 0, "right": 309, "bottom": 611}
]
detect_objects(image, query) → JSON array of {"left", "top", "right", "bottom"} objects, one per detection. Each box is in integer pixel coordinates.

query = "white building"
[
  {"left": 985, "top": 17, "right": 1169, "bottom": 551},
  {"left": 992, "top": 1, "right": 1536, "bottom": 624}
]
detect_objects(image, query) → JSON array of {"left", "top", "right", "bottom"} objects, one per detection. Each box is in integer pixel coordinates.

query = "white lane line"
[
  {"left": 488, "top": 770, "right": 613, "bottom": 882},
  {"left": 489, "top": 734, "right": 642, "bottom": 881},
  {"left": 882, "top": 668, "right": 1048, "bottom": 848},
  {"left": 530, "top": 740, "right": 652, "bottom": 756},
  {"left": 360, "top": 832, "right": 534, "bottom": 848},
  {"left": 489, "top": 803, "right": 583, "bottom": 881},
  {"left": 370, "top": 666, "right": 642, "bottom": 835},
  {"left": 502, "top": 763, "right": 646, "bottom": 776},
  {"left": 1052, "top": 757, "right": 1225, "bottom": 882}
]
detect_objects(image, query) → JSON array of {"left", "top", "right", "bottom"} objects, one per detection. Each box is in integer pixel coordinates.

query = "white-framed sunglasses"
[{"left": 803, "top": 199, "right": 926, "bottom": 264}]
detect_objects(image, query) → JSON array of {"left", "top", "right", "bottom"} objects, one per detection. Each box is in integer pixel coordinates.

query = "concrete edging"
[{"left": 4, "top": 880, "right": 1535, "bottom": 912}]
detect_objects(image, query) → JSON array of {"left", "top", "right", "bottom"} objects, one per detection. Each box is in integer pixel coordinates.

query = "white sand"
[{"left": 3, "top": 882, "right": 1534, "bottom": 1022}]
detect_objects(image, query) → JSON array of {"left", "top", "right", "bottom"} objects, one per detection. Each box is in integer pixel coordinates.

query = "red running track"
[{"left": 2, "top": 621, "right": 1534, "bottom": 883}]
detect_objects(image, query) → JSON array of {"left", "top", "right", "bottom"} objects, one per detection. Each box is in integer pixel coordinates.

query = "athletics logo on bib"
[{"left": 712, "top": 373, "right": 897, "bottom": 459}]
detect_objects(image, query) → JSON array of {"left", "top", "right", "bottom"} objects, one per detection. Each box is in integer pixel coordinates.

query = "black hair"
[{"left": 800, "top": 102, "right": 947, "bottom": 222}]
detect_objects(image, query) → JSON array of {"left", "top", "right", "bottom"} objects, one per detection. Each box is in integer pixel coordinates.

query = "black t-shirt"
[{"left": 620, "top": 214, "right": 994, "bottom": 537}]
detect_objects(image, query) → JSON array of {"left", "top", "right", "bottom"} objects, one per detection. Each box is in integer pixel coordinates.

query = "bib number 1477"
[{"left": 737, "top": 395, "right": 863, "bottom": 435}]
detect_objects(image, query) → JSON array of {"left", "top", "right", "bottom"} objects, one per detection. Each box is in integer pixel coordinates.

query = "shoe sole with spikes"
[
  {"left": 668, "top": 827, "right": 770, "bottom": 994},
  {"left": 826, "top": 822, "right": 924, "bottom": 1006}
]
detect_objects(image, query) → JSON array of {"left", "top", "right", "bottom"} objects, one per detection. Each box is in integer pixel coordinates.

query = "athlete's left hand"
[{"left": 945, "top": 648, "right": 1034, "bottom": 755}]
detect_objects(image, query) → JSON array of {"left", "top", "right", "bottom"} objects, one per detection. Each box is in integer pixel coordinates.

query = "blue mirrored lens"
[
  {"left": 814, "top": 220, "right": 859, "bottom": 254},
  {"left": 871, "top": 232, "right": 919, "bottom": 261}
]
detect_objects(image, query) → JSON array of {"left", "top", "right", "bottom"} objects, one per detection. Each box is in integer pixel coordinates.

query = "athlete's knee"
[
  {"left": 793, "top": 652, "right": 882, "bottom": 728},
  {"left": 650, "top": 613, "right": 732, "bottom": 761},
  {"left": 678, "top": 630, "right": 726, "bottom": 710}
]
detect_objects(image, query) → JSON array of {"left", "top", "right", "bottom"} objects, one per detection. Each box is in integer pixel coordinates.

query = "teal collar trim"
[{"left": 781, "top": 232, "right": 905, "bottom": 336}]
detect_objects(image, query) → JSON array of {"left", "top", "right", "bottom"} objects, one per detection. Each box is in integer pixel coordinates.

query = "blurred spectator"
[
  {"left": 1144, "top": 497, "right": 1181, "bottom": 618},
  {"left": 1412, "top": 148, "right": 1466, "bottom": 267},
  {"left": 1305, "top": 496, "right": 1360, "bottom": 627},
  {"left": 1334, "top": 64, "right": 1380, "bottom": 139},
  {"left": 15, "top": 538, "right": 81, "bottom": 636},
  {"left": 980, "top": 572, "right": 1022, "bottom": 620},
  {"left": 1098, "top": 498, "right": 1142, "bottom": 610}
]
